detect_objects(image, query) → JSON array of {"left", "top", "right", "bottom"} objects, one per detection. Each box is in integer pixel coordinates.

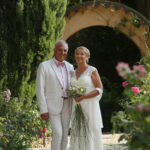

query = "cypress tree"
[{"left": 0, "top": 0, "right": 67, "bottom": 101}]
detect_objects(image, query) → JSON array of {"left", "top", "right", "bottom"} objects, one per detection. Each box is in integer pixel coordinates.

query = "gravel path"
[{"left": 29, "top": 133, "right": 128, "bottom": 150}]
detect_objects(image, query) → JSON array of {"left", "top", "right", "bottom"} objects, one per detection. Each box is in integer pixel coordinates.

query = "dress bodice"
[{"left": 71, "top": 66, "right": 97, "bottom": 94}]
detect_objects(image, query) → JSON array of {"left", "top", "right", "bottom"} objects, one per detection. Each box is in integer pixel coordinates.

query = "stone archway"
[{"left": 62, "top": 1, "right": 150, "bottom": 56}]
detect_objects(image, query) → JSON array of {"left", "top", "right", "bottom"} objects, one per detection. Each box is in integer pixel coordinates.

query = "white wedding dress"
[{"left": 69, "top": 66, "right": 103, "bottom": 150}]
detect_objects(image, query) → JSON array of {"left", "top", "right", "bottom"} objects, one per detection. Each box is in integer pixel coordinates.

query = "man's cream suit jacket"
[{"left": 36, "top": 58, "right": 74, "bottom": 115}]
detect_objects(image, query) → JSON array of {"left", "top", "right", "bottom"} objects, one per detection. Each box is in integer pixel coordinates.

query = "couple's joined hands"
[
  {"left": 41, "top": 112, "right": 49, "bottom": 121},
  {"left": 75, "top": 95, "right": 84, "bottom": 103}
]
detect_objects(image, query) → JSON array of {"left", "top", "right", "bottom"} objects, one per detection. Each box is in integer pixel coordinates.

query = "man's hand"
[{"left": 40, "top": 112, "right": 49, "bottom": 121}]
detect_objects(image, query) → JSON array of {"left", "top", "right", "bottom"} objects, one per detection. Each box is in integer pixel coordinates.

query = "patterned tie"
[{"left": 57, "top": 62, "right": 65, "bottom": 67}]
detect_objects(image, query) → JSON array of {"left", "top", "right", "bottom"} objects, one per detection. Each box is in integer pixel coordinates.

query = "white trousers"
[{"left": 49, "top": 100, "right": 72, "bottom": 150}]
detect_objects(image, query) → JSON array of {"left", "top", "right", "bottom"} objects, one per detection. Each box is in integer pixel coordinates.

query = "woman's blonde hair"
[{"left": 75, "top": 46, "right": 90, "bottom": 62}]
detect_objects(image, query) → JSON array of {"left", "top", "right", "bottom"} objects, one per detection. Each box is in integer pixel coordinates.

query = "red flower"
[
  {"left": 39, "top": 129, "right": 42, "bottom": 132},
  {"left": 122, "top": 81, "right": 128, "bottom": 88},
  {"left": 40, "top": 132, "right": 44, "bottom": 138},
  {"left": 43, "top": 128, "right": 46, "bottom": 133}
]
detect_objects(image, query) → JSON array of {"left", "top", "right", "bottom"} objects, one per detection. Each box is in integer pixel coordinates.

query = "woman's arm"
[{"left": 75, "top": 70, "right": 103, "bottom": 102}]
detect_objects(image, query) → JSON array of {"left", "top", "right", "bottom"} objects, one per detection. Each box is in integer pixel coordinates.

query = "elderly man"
[{"left": 36, "top": 40, "right": 74, "bottom": 150}]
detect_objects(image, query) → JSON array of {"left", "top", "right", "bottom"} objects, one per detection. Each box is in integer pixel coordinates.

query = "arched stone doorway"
[
  {"left": 66, "top": 25, "right": 141, "bottom": 132},
  {"left": 62, "top": 1, "right": 150, "bottom": 132},
  {"left": 62, "top": 1, "right": 150, "bottom": 55}
]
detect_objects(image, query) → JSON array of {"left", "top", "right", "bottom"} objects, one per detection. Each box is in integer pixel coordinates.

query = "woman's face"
[{"left": 75, "top": 49, "right": 88, "bottom": 64}]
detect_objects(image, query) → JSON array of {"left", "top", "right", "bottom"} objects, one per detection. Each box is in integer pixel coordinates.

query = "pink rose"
[
  {"left": 43, "top": 128, "right": 46, "bottom": 133},
  {"left": 133, "top": 65, "right": 146, "bottom": 77},
  {"left": 131, "top": 87, "right": 140, "bottom": 94},
  {"left": 115, "top": 62, "right": 131, "bottom": 78},
  {"left": 144, "top": 106, "right": 150, "bottom": 112},
  {"left": 122, "top": 81, "right": 128, "bottom": 88},
  {"left": 135, "top": 103, "right": 143, "bottom": 112},
  {"left": 6, "top": 89, "right": 11, "bottom": 96},
  {"left": 40, "top": 132, "right": 44, "bottom": 138},
  {"left": 39, "top": 129, "right": 42, "bottom": 132}
]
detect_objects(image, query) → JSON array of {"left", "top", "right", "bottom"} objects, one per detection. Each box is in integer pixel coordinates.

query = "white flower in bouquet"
[{"left": 67, "top": 85, "right": 86, "bottom": 98}]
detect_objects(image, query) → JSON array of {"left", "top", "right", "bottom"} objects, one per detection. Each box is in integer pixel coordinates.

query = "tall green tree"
[{"left": 0, "top": 0, "right": 67, "bottom": 101}]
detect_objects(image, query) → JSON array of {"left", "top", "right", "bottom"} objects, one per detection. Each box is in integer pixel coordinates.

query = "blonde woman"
[{"left": 69, "top": 46, "right": 103, "bottom": 150}]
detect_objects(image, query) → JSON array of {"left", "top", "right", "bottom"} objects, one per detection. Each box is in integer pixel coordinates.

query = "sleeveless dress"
[{"left": 69, "top": 66, "right": 103, "bottom": 150}]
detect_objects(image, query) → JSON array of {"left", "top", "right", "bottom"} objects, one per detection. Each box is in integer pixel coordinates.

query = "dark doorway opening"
[{"left": 67, "top": 26, "right": 141, "bottom": 132}]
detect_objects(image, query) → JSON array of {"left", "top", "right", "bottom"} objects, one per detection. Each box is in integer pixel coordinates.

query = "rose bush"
[
  {"left": 111, "top": 51, "right": 150, "bottom": 150},
  {"left": 0, "top": 90, "right": 51, "bottom": 150}
]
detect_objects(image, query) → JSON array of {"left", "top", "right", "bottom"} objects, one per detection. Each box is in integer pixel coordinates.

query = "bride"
[{"left": 69, "top": 46, "right": 103, "bottom": 150}]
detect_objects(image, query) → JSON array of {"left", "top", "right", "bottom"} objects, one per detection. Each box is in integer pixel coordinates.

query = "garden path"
[{"left": 30, "top": 133, "right": 128, "bottom": 150}]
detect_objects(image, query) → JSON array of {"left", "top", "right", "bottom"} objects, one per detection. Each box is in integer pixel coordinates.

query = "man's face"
[{"left": 54, "top": 42, "right": 68, "bottom": 62}]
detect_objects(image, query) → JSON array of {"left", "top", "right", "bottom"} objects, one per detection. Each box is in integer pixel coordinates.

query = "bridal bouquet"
[
  {"left": 67, "top": 85, "right": 86, "bottom": 98},
  {"left": 67, "top": 85, "right": 89, "bottom": 146}
]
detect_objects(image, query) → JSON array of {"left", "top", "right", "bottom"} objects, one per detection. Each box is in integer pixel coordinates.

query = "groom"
[{"left": 36, "top": 40, "right": 74, "bottom": 150}]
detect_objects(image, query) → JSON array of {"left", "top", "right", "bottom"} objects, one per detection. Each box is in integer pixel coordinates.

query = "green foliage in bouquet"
[
  {"left": 67, "top": 85, "right": 89, "bottom": 149},
  {"left": 0, "top": 90, "right": 50, "bottom": 150},
  {"left": 71, "top": 103, "right": 89, "bottom": 138}
]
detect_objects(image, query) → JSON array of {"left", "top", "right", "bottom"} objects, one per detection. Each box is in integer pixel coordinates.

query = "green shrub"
[
  {"left": 111, "top": 51, "right": 150, "bottom": 150},
  {"left": 0, "top": 90, "right": 50, "bottom": 150}
]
